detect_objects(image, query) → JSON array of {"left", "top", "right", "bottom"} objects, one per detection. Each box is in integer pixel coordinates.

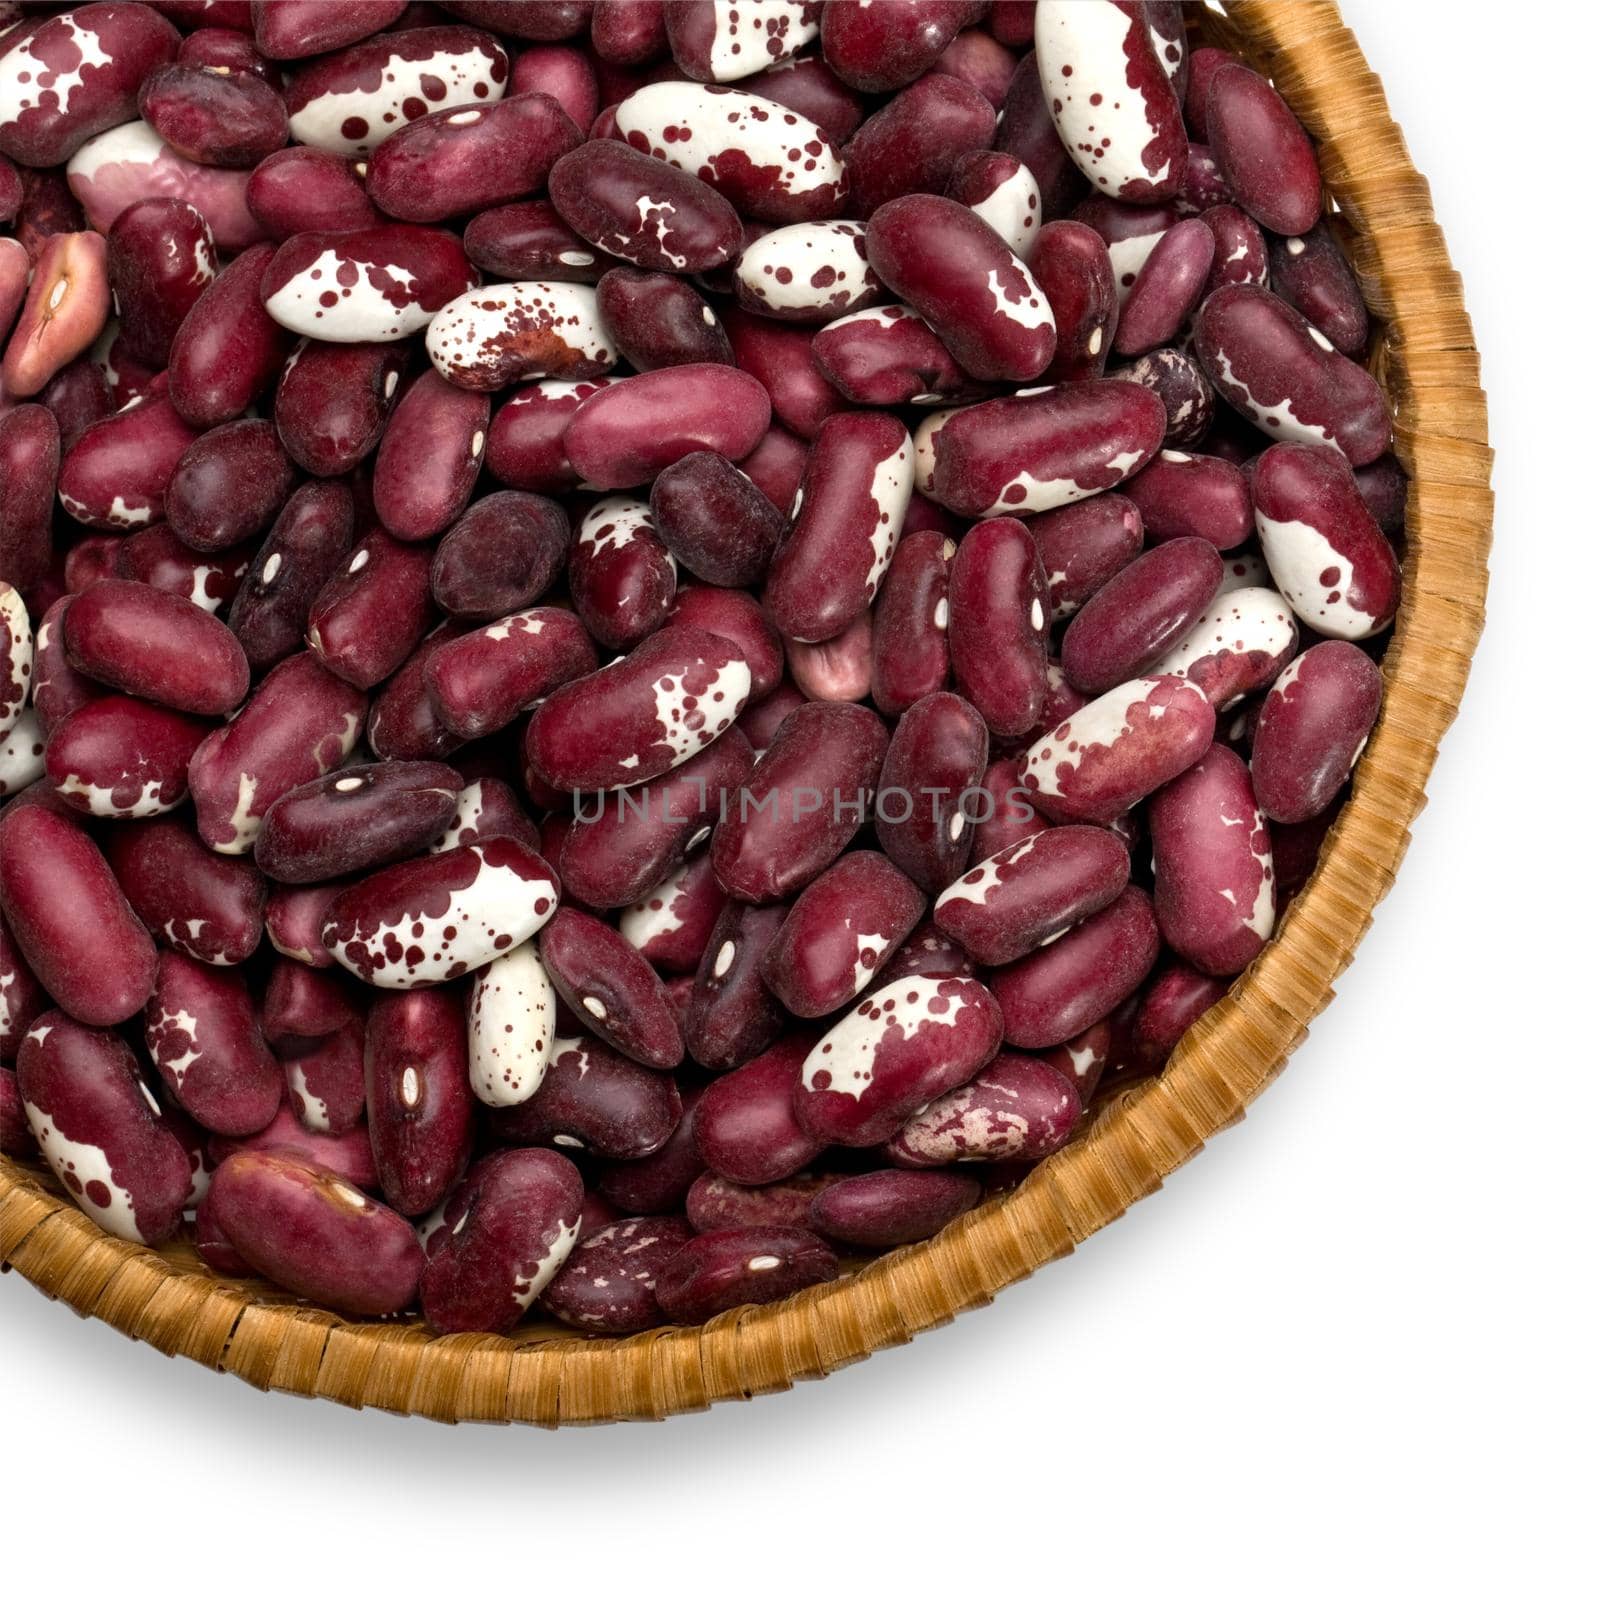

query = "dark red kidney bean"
[
  {"left": 918, "top": 379, "right": 1165, "bottom": 518},
  {"left": 1147, "top": 586, "right": 1298, "bottom": 709},
  {"left": 1122, "top": 347, "right": 1216, "bottom": 447},
  {"left": 762, "top": 851, "right": 925, "bottom": 1017},
  {"left": 564, "top": 363, "right": 772, "bottom": 489},
  {"left": 106, "top": 200, "right": 217, "bottom": 371},
  {"left": 164, "top": 418, "right": 295, "bottom": 554},
  {"left": 254, "top": 0, "right": 409, "bottom": 60},
  {"left": 541, "top": 908, "right": 684, "bottom": 1070},
  {"left": 809, "top": 1167, "right": 980, "bottom": 1247},
  {"left": 937, "top": 27, "right": 1017, "bottom": 110},
  {"left": 870, "top": 527, "right": 953, "bottom": 717},
  {"left": 1035, "top": 0, "right": 1185, "bottom": 203},
  {"left": 489, "top": 1033, "right": 680, "bottom": 1159},
  {"left": 16, "top": 1011, "right": 190, "bottom": 1243},
  {"left": 1149, "top": 742, "right": 1274, "bottom": 976},
  {"left": 463, "top": 198, "right": 601, "bottom": 280},
  {"left": 821, "top": 0, "right": 983, "bottom": 92},
  {"left": 766, "top": 412, "right": 912, "bottom": 643},
  {"left": 0, "top": 1065, "right": 31, "bottom": 1155},
  {"left": 323, "top": 837, "right": 558, "bottom": 988},
  {"left": 143, "top": 951, "right": 281, "bottom": 1136},
  {"left": 866, "top": 195, "right": 1054, "bottom": 384},
  {"left": 1123, "top": 449, "right": 1251, "bottom": 551},
  {"left": 1029, "top": 494, "right": 1144, "bottom": 623},
  {"left": 663, "top": 0, "right": 817, "bottom": 81},
  {"left": 62, "top": 579, "right": 247, "bottom": 717},
  {"left": 543, "top": 1214, "right": 692, "bottom": 1334},
  {"left": 167, "top": 243, "right": 291, "bottom": 429},
  {"left": 526, "top": 623, "right": 752, "bottom": 793},
  {"left": 437, "top": 2, "right": 590, "bottom": 43},
  {"left": 684, "top": 1170, "right": 835, "bottom": 1232},
  {"left": 591, "top": 0, "right": 667, "bottom": 65},
  {"left": 1022, "top": 673, "right": 1214, "bottom": 825},
  {"left": 810, "top": 304, "right": 969, "bottom": 408},
  {"left": 425, "top": 606, "right": 596, "bottom": 741},
  {"left": 363, "top": 986, "right": 473, "bottom": 1214},
  {"left": 283, "top": 23, "right": 510, "bottom": 157},
  {"left": 229, "top": 480, "right": 355, "bottom": 672},
  {"left": 968, "top": 758, "right": 1045, "bottom": 862},
  {"left": 188, "top": 651, "right": 367, "bottom": 854},
  {"left": 1113, "top": 216, "right": 1214, "bottom": 356},
  {"left": 559, "top": 730, "right": 753, "bottom": 909},
  {"left": 785, "top": 611, "right": 874, "bottom": 703},
  {"left": 710, "top": 699, "right": 888, "bottom": 903},
  {"left": 846, "top": 71, "right": 995, "bottom": 217},
  {"left": 650, "top": 453, "right": 783, "bottom": 589},
  {"left": 737, "top": 679, "right": 805, "bottom": 755},
  {"left": 569, "top": 494, "right": 677, "bottom": 651},
  {"left": 0, "top": 4, "right": 180, "bottom": 168},
  {"left": 1059, "top": 537, "right": 1224, "bottom": 695},
  {"left": 365, "top": 623, "right": 470, "bottom": 763},
  {"left": 245, "top": 147, "right": 379, "bottom": 239},
  {"left": 274, "top": 340, "right": 406, "bottom": 477},
  {"left": 212, "top": 1102, "right": 376, "bottom": 1194},
  {"left": 1198, "top": 202, "right": 1267, "bottom": 294},
  {"left": 1193, "top": 284, "right": 1390, "bottom": 466},
  {"left": 724, "top": 307, "right": 847, "bottom": 440},
  {"left": 1267, "top": 222, "right": 1369, "bottom": 360},
  {"left": 1039, "top": 1018, "right": 1112, "bottom": 1106},
  {"left": 1271, "top": 801, "right": 1337, "bottom": 912},
  {"left": 430, "top": 490, "right": 570, "bottom": 620},
  {"left": 947, "top": 516, "right": 1048, "bottom": 736},
  {"left": 684, "top": 898, "right": 787, "bottom": 1070},
  {"left": 263, "top": 958, "right": 357, "bottom": 1043},
  {"left": 64, "top": 539, "right": 120, "bottom": 595},
  {"left": 138, "top": 61, "right": 288, "bottom": 167},
  {"left": 307, "top": 532, "right": 435, "bottom": 689},
  {"left": 1252, "top": 441, "right": 1401, "bottom": 640},
  {"left": 1353, "top": 454, "right": 1407, "bottom": 537},
  {"left": 0, "top": 919, "right": 50, "bottom": 1063},
  {"left": 593, "top": 1071, "right": 705, "bottom": 1211},
  {"left": 1132, "top": 958, "right": 1229, "bottom": 1072},
  {"left": 615, "top": 81, "right": 847, "bottom": 224},
  {"left": 260, "top": 226, "right": 476, "bottom": 344},
  {"left": 57, "top": 394, "right": 201, "bottom": 532},
  {"left": 793, "top": 972, "right": 1003, "bottom": 1146},
  {"left": 1251, "top": 641, "right": 1382, "bottom": 825},
  {"left": 990, "top": 884, "right": 1159, "bottom": 1048},
  {"left": 934, "top": 825, "right": 1130, "bottom": 968},
  {"left": 596, "top": 267, "right": 733, "bottom": 372},
  {"left": 419, "top": 1147, "right": 583, "bottom": 1333},
  {"left": 876, "top": 691, "right": 988, "bottom": 894},
  {"left": 371, "top": 372, "right": 488, "bottom": 542},
  {"left": 368, "top": 91, "right": 581, "bottom": 223},
  {"left": 114, "top": 525, "right": 248, "bottom": 615},
  {"left": 549, "top": 139, "right": 742, "bottom": 272},
  {"left": 425, "top": 277, "right": 613, "bottom": 391},
  {"left": 1205, "top": 61, "right": 1321, "bottom": 237},
  {"left": 208, "top": 1150, "right": 423, "bottom": 1315},
  {"left": 483, "top": 377, "right": 615, "bottom": 493},
  {"left": 266, "top": 880, "right": 346, "bottom": 967},
  {"left": 620, "top": 850, "right": 725, "bottom": 974},
  {"left": 0, "top": 157, "right": 20, "bottom": 229},
  {"left": 433, "top": 777, "right": 542, "bottom": 856},
  {"left": 510, "top": 42, "right": 598, "bottom": 128},
  {"left": 104, "top": 819, "right": 265, "bottom": 967},
  {"left": 654, "top": 1224, "right": 838, "bottom": 1322},
  {"left": 256, "top": 761, "right": 462, "bottom": 884},
  {"left": 691, "top": 1034, "right": 822, "bottom": 1185},
  {"left": 0, "top": 406, "right": 59, "bottom": 594},
  {"left": 995, "top": 48, "right": 1088, "bottom": 217},
  {"left": 886, "top": 1051, "right": 1082, "bottom": 1167},
  {"left": 43, "top": 695, "right": 206, "bottom": 820},
  {"left": 1183, "top": 45, "right": 1232, "bottom": 135},
  {"left": 1030, "top": 220, "right": 1117, "bottom": 382},
  {"left": 12, "top": 167, "right": 85, "bottom": 266}
]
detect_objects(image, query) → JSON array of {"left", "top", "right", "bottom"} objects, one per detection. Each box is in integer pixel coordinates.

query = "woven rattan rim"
[{"left": 0, "top": 1, "right": 1491, "bottom": 1424}]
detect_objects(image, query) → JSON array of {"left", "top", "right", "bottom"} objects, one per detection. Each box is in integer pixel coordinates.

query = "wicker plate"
[{"left": 0, "top": 0, "right": 1491, "bottom": 1424}]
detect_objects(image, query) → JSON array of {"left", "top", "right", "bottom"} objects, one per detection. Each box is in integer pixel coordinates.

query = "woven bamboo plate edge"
[{"left": 0, "top": 0, "right": 1492, "bottom": 1426}]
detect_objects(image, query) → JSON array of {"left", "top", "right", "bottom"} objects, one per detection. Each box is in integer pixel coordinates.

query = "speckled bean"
[
  {"left": 42, "top": 694, "right": 204, "bottom": 820},
  {"left": 542, "top": 1213, "right": 693, "bottom": 1334},
  {"left": 1028, "top": 494, "right": 1144, "bottom": 623},
  {"left": 425, "top": 279, "right": 612, "bottom": 391},
  {"left": 1146, "top": 585, "right": 1299, "bottom": 708},
  {"left": 886, "top": 1049, "right": 1082, "bottom": 1167},
  {"left": 811, "top": 304, "right": 968, "bottom": 408},
  {"left": 465, "top": 940, "right": 556, "bottom": 1108},
  {"left": 667, "top": 0, "right": 818, "bottom": 82}
]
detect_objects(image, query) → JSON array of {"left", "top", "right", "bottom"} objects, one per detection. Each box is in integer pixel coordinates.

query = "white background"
[{"left": 3, "top": 5, "right": 1593, "bottom": 1593}]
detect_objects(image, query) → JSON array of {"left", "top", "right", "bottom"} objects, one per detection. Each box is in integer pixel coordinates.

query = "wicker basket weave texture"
[{"left": 0, "top": 0, "right": 1492, "bottom": 1426}]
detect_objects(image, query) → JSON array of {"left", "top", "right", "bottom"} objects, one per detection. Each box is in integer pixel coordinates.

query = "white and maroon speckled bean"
[
  {"left": 668, "top": 0, "right": 819, "bottom": 83},
  {"left": 467, "top": 940, "right": 556, "bottom": 1108},
  {"left": 1034, "top": 0, "right": 1187, "bottom": 203},
  {"left": 43, "top": 694, "right": 204, "bottom": 819},
  {"left": 569, "top": 494, "right": 677, "bottom": 651},
  {"left": 1252, "top": 441, "right": 1402, "bottom": 641},
  {"left": 885, "top": 1050, "right": 1082, "bottom": 1167},
  {"left": 424, "top": 279, "right": 614, "bottom": 390},
  {"left": 1029, "top": 493, "right": 1145, "bottom": 622},
  {"left": 733, "top": 219, "right": 880, "bottom": 322},
  {"left": 620, "top": 853, "right": 727, "bottom": 977},
  {"left": 1147, "top": 585, "right": 1299, "bottom": 709},
  {"left": 542, "top": 1213, "right": 694, "bottom": 1334}
]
